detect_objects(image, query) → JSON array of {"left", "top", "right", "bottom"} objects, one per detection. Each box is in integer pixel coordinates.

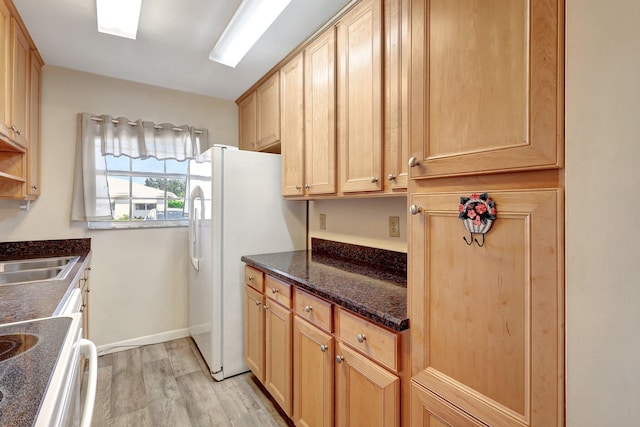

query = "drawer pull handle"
[
  {"left": 271, "top": 288, "right": 279, "bottom": 294},
  {"left": 356, "top": 334, "right": 366, "bottom": 343},
  {"left": 336, "top": 355, "right": 344, "bottom": 364},
  {"left": 304, "top": 305, "right": 312, "bottom": 313},
  {"left": 320, "top": 344, "right": 328, "bottom": 353}
]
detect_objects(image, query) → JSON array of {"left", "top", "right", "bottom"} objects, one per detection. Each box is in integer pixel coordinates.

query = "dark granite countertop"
[
  {"left": 0, "top": 240, "right": 92, "bottom": 324},
  {"left": 241, "top": 249, "right": 409, "bottom": 332},
  {"left": 0, "top": 316, "right": 72, "bottom": 427},
  {"left": 0, "top": 239, "right": 91, "bottom": 427}
]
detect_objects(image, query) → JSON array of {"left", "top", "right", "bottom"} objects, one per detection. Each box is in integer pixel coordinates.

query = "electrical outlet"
[
  {"left": 320, "top": 213, "right": 326, "bottom": 230},
  {"left": 389, "top": 216, "right": 400, "bottom": 237}
]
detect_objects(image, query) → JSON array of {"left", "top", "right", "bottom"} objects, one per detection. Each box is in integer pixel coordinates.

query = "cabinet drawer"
[
  {"left": 244, "top": 265, "right": 264, "bottom": 292},
  {"left": 337, "top": 308, "right": 398, "bottom": 372},
  {"left": 265, "top": 275, "right": 292, "bottom": 308},
  {"left": 294, "top": 289, "right": 332, "bottom": 332}
]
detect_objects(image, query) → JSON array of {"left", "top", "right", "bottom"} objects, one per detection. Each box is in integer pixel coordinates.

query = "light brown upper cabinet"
[
  {"left": 408, "top": 0, "right": 564, "bottom": 179},
  {"left": 280, "top": 52, "right": 305, "bottom": 197},
  {"left": 384, "top": 0, "right": 408, "bottom": 191},
  {"left": 9, "top": 17, "right": 29, "bottom": 148},
  {"left": 27, "top": 50, "right": 41, "bottom": 197},
  {"left": 303, "top": 27, "right": 337, "bottom": 196},
  {"left": 238, "top": 92, "right": 257, "bottom": 151},
  {"left": 256, "top": 72, "right": 281, "bottom": 151},
  {"left": 0, "top": 0, "right": 42, "bottom": 200},
  {"left": 0, "top": 0, "right": 10, "bottom": 141},
  {"left": 238, "top": 73, "right": 281, "bottom": 153},
  {"left": 337, "top": 0, "right": 383, "bottom": 193}
]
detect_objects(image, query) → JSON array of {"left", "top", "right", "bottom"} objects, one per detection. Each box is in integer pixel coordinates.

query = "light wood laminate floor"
[{"left": 88, "top": 338, "right": 292, "bottom": 427}]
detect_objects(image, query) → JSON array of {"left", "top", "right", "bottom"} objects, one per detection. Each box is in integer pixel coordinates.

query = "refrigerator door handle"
[{"left": 189, "top": 186, "right": 205, "bottom": 271}]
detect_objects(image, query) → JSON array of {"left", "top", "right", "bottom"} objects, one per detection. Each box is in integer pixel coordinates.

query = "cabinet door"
[
  {"left": 27, "top": 51, "right": 40, "bottom": 197},
  {"left": 304, "top": 28, "right": 337, "bottom": 195},
  {"left": 409, "top": 189, "right": 564, "bottom": 426},
  {"left": 0, "top": 0, "right": 10, "bottom": 139},
  {"left": 337, "top": 0, "right": 383, "bottom": 193},
  {"left": 335, "top": 342, "right": 399, "bottom": 427},
  {"left": 408, "top": 0, "right": 563, "bottom": 179},
  {"left": 238, "top": 92, "right": 257, "bottom": 151},
  {"left": 256, "top": 72, "right": 280, "bottom": 150},
  {"left": 244, "top": 285, "right": 265, "bottom": 382},
  {"left": 411, "top": 381, "right": 487, "bottom": 427},
  {"left": 10, "top": 18, "right": 29, "bottom": 148},
  {"left": 384, "top": 0, "right": 408, "bottom": 191},
  {"left": 280, "top": 52, "right": 305, "bottom": 197},
  {"left": 293, "top": 316, "right": 334, "bottom": 427},
  {"left": 265, "top": 300, "right": 292, "bottom": 416}
]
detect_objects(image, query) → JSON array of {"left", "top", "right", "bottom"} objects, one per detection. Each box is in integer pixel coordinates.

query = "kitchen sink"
[
  {"left": 0, "top": 333, "right": 39, "bottom": 362},
  {"left": 0, "top": 256, "right": 78, "bottom": 286},
  {"left": 0, "top": 256, "right": 77, "bottom": 273}
]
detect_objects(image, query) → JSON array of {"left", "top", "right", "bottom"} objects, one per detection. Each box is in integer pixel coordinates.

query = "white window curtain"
[{"left": 71, "top": 112, "right": 210, "bottom": 221}]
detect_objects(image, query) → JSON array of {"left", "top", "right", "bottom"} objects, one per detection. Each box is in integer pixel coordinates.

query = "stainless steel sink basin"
[
  {"left": 0, "top": 256, "right": 78, "bottom": 286},
  {"left": 0, "top": 256, "right": 77, "bottom": 273},
  {"left": 0, "top": 333, "right": 39, "bottom": 362}
]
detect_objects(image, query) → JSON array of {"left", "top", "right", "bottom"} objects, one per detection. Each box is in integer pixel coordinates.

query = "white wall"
[
  {"left": 566, "top": 1, "right": 640, "bottom": 425},
  {"left": 309, "top": 197, "right": 407, "bottom": 253},
  {"left": 0, "top": 66, "right": 237, "bottom": 347}
]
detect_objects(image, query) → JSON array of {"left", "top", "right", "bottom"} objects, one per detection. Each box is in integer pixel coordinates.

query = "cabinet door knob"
[
  {"left": 304, "top": 305, "right": 312, "bottom": 313},
  {"left": 295, "top": 185, "right": 301, "bottom": 191},
  {"left": 408, "top": 156, "right": 420, "bottom": 167},
  {"left": 263, "top": 305, "right": 269, "bottom": 310},
  {"left": 249, "top": 276, "right": 254, "bottom": 281},
  {"left": 31, "top": 185, "right": 38, "bottom": 190},
  {"left": 271, "top": 288, "right": 279, "bottom": 294},
  {"left": 304, "top": 184, "right": 310, "bottom": 191},
  {"left": 387, "top": 174, "right": 396, "bottom": 181},
  {"left": 10, "top": 125, "right": 16, "bottom": 132},
  {"left": 320, "top": 344, "right": 328, "bottom": 353},
  {"left": 356, "top": 334, "right": 366, "bottom": 343},
  {"left": 409, "top": 205, "right": 422, "bottom": 215},
  {"left": 16, "top": 129, "right": 22, "bottom": 135},
  {"left": 335, "top": 355, "right": 344, "bottom": 364},
  {"left": 255, "top": 300, "right": 260, "bottom": 306},
  {"left": 370, "top": 177, "right": 378, "bottom": 183}
]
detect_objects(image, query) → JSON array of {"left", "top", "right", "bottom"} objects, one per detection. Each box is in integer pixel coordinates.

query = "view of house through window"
[{"left": 105, "top": 155, "right": 189, "bottom": 224}]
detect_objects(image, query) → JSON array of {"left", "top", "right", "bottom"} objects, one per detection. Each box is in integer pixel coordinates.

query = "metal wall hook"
[{"left": 463, "top": 232, "right": 486, "bottom": 247}]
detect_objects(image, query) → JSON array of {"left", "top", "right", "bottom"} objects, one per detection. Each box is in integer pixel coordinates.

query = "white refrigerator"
[{"left": 188, "top": 145, "right": 306, "bottom": 380}]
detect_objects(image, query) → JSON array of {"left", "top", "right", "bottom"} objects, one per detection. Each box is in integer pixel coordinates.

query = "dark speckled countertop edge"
[{"left": 242, "top": 253, "right": 409, "bottom": 332}]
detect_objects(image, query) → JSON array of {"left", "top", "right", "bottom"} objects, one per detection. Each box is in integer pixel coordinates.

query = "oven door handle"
[{"left": 79, "top": 338, "right": 97, "bottom": 427}]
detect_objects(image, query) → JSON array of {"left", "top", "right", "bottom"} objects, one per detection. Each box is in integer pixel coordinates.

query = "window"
[
  {"left": 88, "top": 155, "right": 189, "bottom": 228},
  {"left": 71, "top": 113, "right": 209, "bottom": 229}
]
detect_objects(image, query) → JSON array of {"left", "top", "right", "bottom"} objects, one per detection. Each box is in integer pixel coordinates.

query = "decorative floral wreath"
[{"left": 459, "top": 192, "right": 497, "bottom": 234}]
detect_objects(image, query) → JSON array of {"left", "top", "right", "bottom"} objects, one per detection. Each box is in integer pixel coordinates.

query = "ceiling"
[{"left": 12, "top": 0, "right": 351, "bottom": 101}]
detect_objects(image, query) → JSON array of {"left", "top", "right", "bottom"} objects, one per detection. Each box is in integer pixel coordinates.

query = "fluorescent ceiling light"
[
  {"left": 209, "top": 0, "right": 292, "bottom": 68},
  {"left": 96, "top": 0, "right": 142, "bottom": 40}
]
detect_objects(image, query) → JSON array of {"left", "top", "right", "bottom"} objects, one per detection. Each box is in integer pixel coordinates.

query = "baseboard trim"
[{"left": 96, "top": 328, "right": 190, "bottom": 356}]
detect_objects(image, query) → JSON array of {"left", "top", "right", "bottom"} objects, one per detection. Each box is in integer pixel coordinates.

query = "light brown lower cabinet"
[
  {"left": 244, "top": 267, "right": 407, "bottom": 427},
  {"left": 244, "top": 284, "right": 265, "bottom": 382},
  {"left": 335, "top": 342, "right": 400, "bottom": 427},
  {"left": 265, "top": 297, "right": 293, "bottom": 416},
  {"left": 293, "top": 315, "right": 334, "bottom": 427}
]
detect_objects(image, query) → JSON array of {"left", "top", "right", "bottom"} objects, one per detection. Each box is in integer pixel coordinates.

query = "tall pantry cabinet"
[{"left": 407, "top": 1, "right": 565, "bottom": 426}]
